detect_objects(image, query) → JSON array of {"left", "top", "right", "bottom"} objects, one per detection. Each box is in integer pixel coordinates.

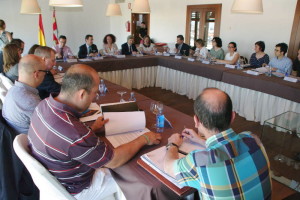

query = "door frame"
[{"left": 185, "top": 4, "right": 222, "bottom": 46}]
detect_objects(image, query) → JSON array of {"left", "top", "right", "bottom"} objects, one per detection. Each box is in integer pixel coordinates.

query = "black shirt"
[
  {"left": 139, "top": 28, "right": 147, "bottom": 38},
  {"left": 37, "top": 71, "right": 61, "bottom": 99}
]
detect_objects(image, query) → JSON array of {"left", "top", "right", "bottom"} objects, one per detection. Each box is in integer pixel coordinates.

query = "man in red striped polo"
[{"left": 28, "top": 64, "right": 161, "bottom": 199}]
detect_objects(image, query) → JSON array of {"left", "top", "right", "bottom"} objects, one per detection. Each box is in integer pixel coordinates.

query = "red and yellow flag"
[
  {"left": 53, "top": 9, "right": 59, "bottom": 45},
  {"left": 38, "top": 14, "right": 46, "bottom": 46}
]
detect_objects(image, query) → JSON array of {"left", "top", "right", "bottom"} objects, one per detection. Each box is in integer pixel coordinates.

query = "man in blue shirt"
[
  {"left": 2, "top": 54, "right": 46, "bottom": 133},
  {"left": 269, "top": 43, "right": 292, "bottom": 74},
  {"left": 164, "top": 88, "right": 272, "bottom": 200}
]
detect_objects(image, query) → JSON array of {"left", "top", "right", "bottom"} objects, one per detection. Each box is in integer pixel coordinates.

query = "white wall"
[
  {"left": 1, "top": 0, "right": 110, "bottom": 54},
  {"left": 0, "top": 0, "right": 298, "bottom": 59}
]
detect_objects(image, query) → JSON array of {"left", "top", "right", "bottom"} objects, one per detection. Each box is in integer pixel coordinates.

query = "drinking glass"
[
  {"left": 117, "top": 91, "right": 127, "bottom": 102},
  {"left": 150, "top": 102, "right": 158, "bottom": 127},
  {"left": 183, "top": 50, "right": 186, "bottom": 57}
]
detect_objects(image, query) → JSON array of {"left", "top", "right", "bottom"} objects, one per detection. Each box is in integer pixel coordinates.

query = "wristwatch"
[{"left": 166, "top": 143, "right": 179, "bottom": 150}]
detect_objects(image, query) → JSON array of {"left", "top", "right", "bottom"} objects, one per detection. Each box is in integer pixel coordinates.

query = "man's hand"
[
  {"left": 168, "top": 133, "right": 183, "bottom": 147},
  {"left": 91, "top": 116, "right": 109, "bottom": 132},
  {"left": 142, "top": 131, "right": 162, "bottom": 145},
  {"left": 182, "top": 128, "right": 205, "bottom": 143}
]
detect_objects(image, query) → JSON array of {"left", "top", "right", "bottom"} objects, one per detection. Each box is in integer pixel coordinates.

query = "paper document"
[
  {"left": 79, "top": 58, "right": 93, "bottom": 62},
  {"left": 103, "top": 111, "right": 146, "bottom": 135},
  {"left": 67, "top": 58, "right": 78, "bottom": 63},
  {"left": 106, "top": 128, "right": 149, "bottom": 148},
  {"left": 140, "top": 139, "right": 205, "bottom": 189},
  {"left": 253, "top": 67, "right": 268, "bottom": 73}
]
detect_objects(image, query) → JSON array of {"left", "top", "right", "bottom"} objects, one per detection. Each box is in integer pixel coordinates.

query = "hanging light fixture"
[
  {"left": 20, "top": 0, "right": 41, "bottom": 14},
  {"left": 106, "top": 4, "right": 122, "bottom": 16},
  {"left": 49, "top": 0, "right": 83, "bottom": 7},
  {"left": 132, "top": 0, "right": 150, "bottom": 14},
  {"left": 232, "top": 0, "right": 263, "bottom": 14}
]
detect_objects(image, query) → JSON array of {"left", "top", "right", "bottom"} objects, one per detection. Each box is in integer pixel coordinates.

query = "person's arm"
[
  {"left": 164, "top": 133, "right": 183, "bottom": 177},
  {"left": 105, "top": 131, "right": 162, "bottom": 168}
]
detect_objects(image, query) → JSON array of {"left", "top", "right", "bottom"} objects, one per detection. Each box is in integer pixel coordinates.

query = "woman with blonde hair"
[
  {"left": 0, "top": 20, "right": 12, "bottom": 52},
  {"left": 3, "top": 43, "right": 21, "bottom": 82}
]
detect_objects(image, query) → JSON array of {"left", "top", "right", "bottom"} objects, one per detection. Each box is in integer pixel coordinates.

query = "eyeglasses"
[
  {"left": 274, "top": 49, "right": 280, "bottom": 52},
  {"left": 227, "top": 46, "right": 235, "bottom": 48}
]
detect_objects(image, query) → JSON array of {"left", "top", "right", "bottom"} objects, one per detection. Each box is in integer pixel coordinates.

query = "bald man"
[
  {"left": 2, "top": 54, "right": 47, "bottom": 133},
  {"left": 28, "top": 64, "right": 162, "bottom": 199},
  {"left": 164, "top": 88, "right": 272, "bottom": 199}
]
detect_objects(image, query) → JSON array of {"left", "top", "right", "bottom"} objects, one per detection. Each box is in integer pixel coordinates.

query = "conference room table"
[
  {"left": 57, "top": 55, "right": 300, "bottom": 125},
  {"left": 92, "top": 80, "right": 197, "bottom": 200}
]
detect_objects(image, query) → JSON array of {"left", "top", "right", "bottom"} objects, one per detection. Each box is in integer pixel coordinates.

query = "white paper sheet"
[
  {"left": 179, "top": 137, "right": 205, "bottom": 153},
  {"left": 253, "top": 67, "right": 268, "bottom": 73},
  {"left": 103, "top": 111, "right": 146, "bottom": 135},
  {"left": 106, "top": 128, "right": 149, "bottom": 148},
  {"left": 78, "top": 58, "right": 93, "bottom": 62}
]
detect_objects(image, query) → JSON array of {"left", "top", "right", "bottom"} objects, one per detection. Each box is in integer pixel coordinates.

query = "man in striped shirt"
[
  {"left": 164, "top": 88, "right": 272, "bottom": 199},
  {"left": 28, "top": 64, "right": 162, "bottom": 199}
]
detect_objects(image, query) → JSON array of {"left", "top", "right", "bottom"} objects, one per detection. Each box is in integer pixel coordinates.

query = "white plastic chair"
[
  {"left": 0, "top": 72, "right": 13, "bottom": 108},
  {"left": 13, "top": 134, "right": 76, "bottom": 200}
]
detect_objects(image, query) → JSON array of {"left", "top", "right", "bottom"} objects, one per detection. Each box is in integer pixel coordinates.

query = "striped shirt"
[
  {"left": 28, "top": 94, "right": 114, "bottom": 194},
  {"left": 174, "top": 129, "right": 272, "bottom": 200}
]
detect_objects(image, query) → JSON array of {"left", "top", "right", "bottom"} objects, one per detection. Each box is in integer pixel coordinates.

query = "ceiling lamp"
[
  {"left": 106, "top": 4, "right": 122, "bottom": 16},
  {"left": 132, "top": 0, "right": 150, "bottom": 14},
  {"left": 49, "top": 0, "right": 83, "bottom": 7},
  {"left": 20, "top": 0, "right": 41, "bottom": 14},
  {"left": 232, "top": 0, "right": 263, "bottom": 14}
]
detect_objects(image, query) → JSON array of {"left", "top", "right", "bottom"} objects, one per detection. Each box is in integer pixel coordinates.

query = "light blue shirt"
[
  {"left": 269, "top": 56, "right": 292, "bottom": 74},
  {"left": 2, "top": 81, "right": 40, "bottom": 133}
]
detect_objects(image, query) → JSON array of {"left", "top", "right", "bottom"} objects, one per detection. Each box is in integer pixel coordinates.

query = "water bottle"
[
  {"left": 236, "top": 59, "right": 241, "bottom": 69},
  {"left": 99, "top": 79, "right": 106, "bottom": 96},
  {"left": 63, "top": 55, "right": 67, "bottom": 62},
  {"left": 156, "top": 110, "right": 164, "bottom": 133},
  {"left": 285, "top": 70, "right": 289, "bottom": 77},
  {"left": 128, "top": 92, "right": 136, "bottom": 102}
]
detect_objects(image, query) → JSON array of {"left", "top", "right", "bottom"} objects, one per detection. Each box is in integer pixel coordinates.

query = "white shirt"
[
  {"left": 102, "top": 43, "right": 118, "bottom": 55},
  {"left": 139, "top": 43, "right": 154, "bottom": 52},
  {"left": 225, "top": 52, "right": 239, "bottom": 62},
  {"left": 194, "top": 47, "right": 208, "bottom": 58}
]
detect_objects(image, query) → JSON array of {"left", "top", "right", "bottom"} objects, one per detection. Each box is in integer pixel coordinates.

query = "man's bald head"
[
  {"left": 194, "top": 88, "right": 232, "bottom": 132},
  {"left": 61, "top": 64, "right": 99, "bottom": 96},
  {"left": 18, "top": 54, "right": 45, "bottom": 77}
]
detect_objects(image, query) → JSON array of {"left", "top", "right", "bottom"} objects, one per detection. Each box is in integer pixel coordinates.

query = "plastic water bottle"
[
  {"left": 63, "top": 55, "right": 67, "bottom": 62},
  {"left": 99, "top": 79, "right": 106, "bottom": 96},
  {"left": 285, "top": 70, "right": 289, "bottom": 77},
  {"left": 128, "top": 92, "right": 136, "bottom": 102},
  {"left": 156, "top": 110, "right": 164, "bottom": 133},
  {"left": 236, "top": 59, "right": 241, "bottom": 69}
]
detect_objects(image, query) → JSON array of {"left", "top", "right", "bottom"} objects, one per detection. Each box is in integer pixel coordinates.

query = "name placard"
[
  {"left": 225, "top": 64, "right": 235, "bottom": 69},
  {"left": 175, "top": 56, "right": 182, "bottom": 59},
  {"left": 188, "top": 58, "right": 195, "bottom": 62},
  {"left": 283, "top": 76, "right": 298, "bottom": 83}
]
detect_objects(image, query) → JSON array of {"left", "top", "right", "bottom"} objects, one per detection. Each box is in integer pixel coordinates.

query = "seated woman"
[
  {"left": 139, "top": 35, "right": 154, "bottom": 54},
  {"left": 216, "top": 42, "right": 240, "bottom": 65},
  {"left": 121, "top": 35, "right": 137, "bottom": 55},
  {"left": 102, "top": 34, "right": 118, "bottom": 55},
  {"left": 3, "top": 43, "right": 21, "bottom": 82},
  {"left": 193, "top": 39, "right": 208, "bottom": 59},
  {"left": 210, "top": 37, "right": 225, "bottom": 60},
  {"left": 249, "top": 41, "right": 269, "bottom": 68}
]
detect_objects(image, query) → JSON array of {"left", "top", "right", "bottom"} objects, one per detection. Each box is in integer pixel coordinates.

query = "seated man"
[
  {"left": 78, "top": 34, "right": 98, "bottom": 58},
  {"left": 52, "top": 35, "right": 74, "bottom": 59},
  {"left": 175, "top": 35, "right": 190, "bottom": 56},
  {"left": 2, "top": 54, "right": 46, "bottom": 133},
  {"left": 164, "top": 88, "right": 272, "bottom": 199},
  {"left": 292, "top": 48, "right": 300, "bottom": 77},
  {"left": 28, "top": 64, "right": 161, "bottom": 199},
  {"left": 34, "top": 46, "right": 61, "bottom": 99},
  {"left": 269, "top": 43, "right": 292, "bottom": 74},
  {"left": 121, "top": 35, "right": 137, "bottom": 55}
]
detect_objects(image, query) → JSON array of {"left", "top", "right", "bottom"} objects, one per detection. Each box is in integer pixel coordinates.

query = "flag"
[
  {"left": 53, "top": 9, "right": 59, "bottom": 45},
  {"left": 38, "top": 14, "right": 46, "bottom": 46}
]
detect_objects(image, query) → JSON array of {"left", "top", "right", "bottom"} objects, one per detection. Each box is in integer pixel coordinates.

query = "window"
[{"left": 185, "top": 4, "right": 222, "bottom": 49}]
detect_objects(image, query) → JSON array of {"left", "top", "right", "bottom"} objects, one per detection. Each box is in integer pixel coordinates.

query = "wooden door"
[
  {"left": 288, "top": 0, "right": 300, "bottom": 60},
  {"left": 185, "top": 4, "right": 222, "bottom": 48},
  {"left": 131, "top": 14, "right": 150, "bottom": 44}
]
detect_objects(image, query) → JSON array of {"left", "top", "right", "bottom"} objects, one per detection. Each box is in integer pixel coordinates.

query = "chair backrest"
[
  {"left": 13, "top": 134, "right": 76, "bottom": 200},
  {"left": 0, "top": 72, "right": 13, "bottom": 108}
]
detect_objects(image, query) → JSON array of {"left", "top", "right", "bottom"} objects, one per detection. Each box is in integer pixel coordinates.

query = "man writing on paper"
[
  {"left": 28, "top": 64, "right": 161, "bottom": 200},
  {"left": 164, "top": 88, "right": 272, "bottom": 199}
]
